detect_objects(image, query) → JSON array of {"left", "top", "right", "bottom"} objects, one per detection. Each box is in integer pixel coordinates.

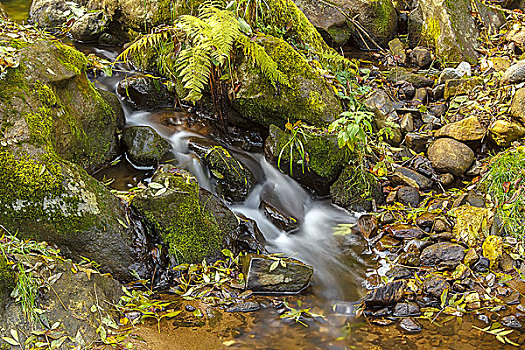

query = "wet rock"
[
  {"left": 364, "top": 307, "right": 392, "bottom": 318},
  {"left": 502, "top": 60, "right": 525, "bottom": 85},
  {"left": 392, "top": 167, "right": 433, "bottom": 190},
  {"left": 404, "top": 133, "right": 431, "bottom": 153},
  {"left": 386, "top": 67, "right": 434, "bottom": 88},
  {"left": 233, "top": 35, "right": 342, "bottom": 127},
  {"left": 428, "top": 138, "right": 475, "bottom": 176},
  {"left": 226, "top": 302, "right": 261, "bottom": 313},
  {"left": 386, "top": 224, "right": 426, "bottom": 240},
  {"left": 438, "top": 68, "right": 462, "bottom": 85},
  {"left": 453, "top": 205, "right": 493, "bottom": 247},
  {"left": 398, "top": 317, "right": 422, "bottom": 333},
  {"left": 117, "top": 75, "right": 175, "bottom": 110},
  {"left": 330, "top": 163, "right": 384, "bottom": 211},
  {"left": 400, "top": 113, "right": 414, "bottom": 133},
  {"left": 423, "top": 275, "right": 449, "bottom": 299},
  {"left": 429, "top": 104, "right": 448, "bottom": 118},
  {"left": 260, "top": 201, "right": 300, "bottom": 232},
  {"left": 356, "top": 214, "right": 379, "bottom": 239},
  {"left": 416, "top": 213, "right": 437, "bottom": 231},
  {"left": 132, "top": 165, "right": 245, "bottom": 264},
  {"left": 463, "top": 248, "right": 479, "bottom": 266},
  {"left": 397, "top": 186, "right": 421, "bottom": 207},
  {"left": 444, "top": 77, "right": 484, "bottom": 100},
  {"left": 122, "top": 126, "right": 170, "bottom": 167},
  {"left": 70, "top": 11, "right": 108, "bottom": 42},
  {"left": 389, "top": 38, "right": 406, "bottom": 63},
  {"left": 266, "top": 125, "right": 351, "bottom": 195},
  {"left": 410, "top": 46, "right": 432, "bottom": 68},
  {"left": 364, "top": 280, "right": 407, "bottom": 307},
  {"left": 502, "top": 315, "right": 522, "bottom": 329},
  {"left": 203, "top": 146, "right": 255, "bottom": 202},
  {"left": 465, "top": 292, "right": 481, "bottom": 310},
  {"left": 435, "top": 116, "right": 486, "bottom": 142},
  {"left": 364, "top": 89, "right": 402, "bottom": 145},
  {"left": 393, "top": 302, "right": 421, "bottom": 317},
  {"left": 398, "top": 245, "right": 421, "bottom": 267},
  {"left": 489, "top": 119, "right": 525, "bottom": 147},
  {"left": 420, "top": 242, "right": 466, "bottom": 269},
  {"left": 242, "top": 254, "right": 313, "bottom": 294},
  {"left": 375, "top": 236, "right": 401, "bottom": 252},
  {"left": 387, "top": 266, "right": 415, "bottom": 280},
  {"left": 510, "top": 88, "right": 525, "bottom": 124}
]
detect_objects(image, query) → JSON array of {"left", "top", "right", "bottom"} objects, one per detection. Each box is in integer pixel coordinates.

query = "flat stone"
[
  {"left": 242, "top": 254, "right": 313, "bottom": 294},
  {"left": 398, "top": 317, "right": 422, "bottom": 333},
  {"left": 392, "top": 167, "right": 433, "bottom": 190},
  {"left": 501, "top": 315, "right": 522, "bottom": 329},
  {"left": 435, "top": 116, "right": 486, "bottom": 142},
  {"left": 423, "top": 275, "right": 449, "bottom": 299},
  {"left": 438, "top": 68, "right": 462, "bottom": 85},
  {"left": 386, "top": 224, "right": 426, "bottom": 240},
  {"left": 393, "top": 302, "right": 421, "bottom": 317},
  {"left": 420, "top": 242, "right": 466, "bottom": 269},
  {"left": 428, "top": 138, "right": 475, "bottom": 176},
  {"left": 386, "top": 67, "right": 435, "bottom": 88},
  {"left": 226, "top": 302, "right": 260, "bottom": 313},
  {"left": 452, "top": 205, "right": 493, "bottom": 247}
]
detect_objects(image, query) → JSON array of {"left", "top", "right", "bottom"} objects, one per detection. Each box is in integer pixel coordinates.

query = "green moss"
[
  {"left": 0, "top": 256, "right": 15, "bottom": 298},
  {"left": 55, "top": 43, "right": 88, "bottom": 75},
  {"left": 369, "top": 0, "right": 396, "bottom": 41},
  {"left": 132, "top": 171, "right": 223, "bottom": 263}
]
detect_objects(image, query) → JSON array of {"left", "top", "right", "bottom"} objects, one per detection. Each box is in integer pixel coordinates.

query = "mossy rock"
[
  {"left": 330, "top": 163, "right": 384, "bottom": 212},
  {"left": 264, "top": 124, "right": 351, "bottom": 194},
  {"left": 0, "top": 32, "right": 153, "bottom": 281},
  {"left": 122, "top": 126, "right": 171, "bottom": 167},
  {"left": 131, "top": 165, "right": 242, "bottom": 264},
  {"left": 233, "top": 34, "right": 342, "bottom": 128}
]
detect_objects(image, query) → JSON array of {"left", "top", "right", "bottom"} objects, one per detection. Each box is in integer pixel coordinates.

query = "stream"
[{"left": 3, "top": 2, "right": 522, "bottom": 349}]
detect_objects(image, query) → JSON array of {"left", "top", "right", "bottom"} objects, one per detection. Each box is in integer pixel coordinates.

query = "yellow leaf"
[{"left": 482, "top": 235, "right": 503, "bottom": 268}]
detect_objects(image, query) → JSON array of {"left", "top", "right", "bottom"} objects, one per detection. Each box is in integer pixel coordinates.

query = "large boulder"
[
  {"left": 293, "top": 0, "right": 397, "bottom": 48},
  {"left": 0, "top": 30, "right": 152, "bottom": 281},
  {"left": 131, "top": 165, "right": 260, "bottom": 264},
  {"left": 264, "top": 124, "right": 351, "bottom": 194},
  {"left": 408, "top": 0, "right": 500, "bottom": 64},
  {"left": 232, "top": 34, "right": 343, "bottom": 128}
]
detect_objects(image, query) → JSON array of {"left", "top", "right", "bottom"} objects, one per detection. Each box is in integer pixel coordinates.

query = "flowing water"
[{"left": 2, "top": 2, "right": 522, "bottom": 348}]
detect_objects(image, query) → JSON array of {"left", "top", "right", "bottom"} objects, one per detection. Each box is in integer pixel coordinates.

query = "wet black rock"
[
  {"left": 472, "top": 257, "right": 490, "bottom": 273},
  {"left": 392, "top": 167, "right": 433, "bottom": 190},
  {"left": 386, "top": 224, "right": 426, "bottom": 240},
  {"left": 397, "top": 186, "right": 421, "bottom": 207},
  {"left": 364, "top": 307, "right": 392, "bottom": 318},
  {"left": 410, "top": 46, "right": 432, "bottom": 68},
  {"left": 398, "top": 244, "right": 421, "bottom": 267},
  {"left": 398, "top": 82, "right": 416, "bottom": 100},
  {"left": 364, "top": 280, "right": 407, "bottom": 307},
  {"left": 393, "top": 302, "right": 421, "bottom": 317},
  {"left": 502, "top": 315, "right": 522, "bottom": 329},
  {"left": 386, "top": 266, "right": 414, "bottom": 280},
  {"left": 122, "top": 126, "right": 171, "bottom": 167},
  {"left": 226, "top": 302, "right": 261, "bottom": 313},
  {"left": 420, "top": 242, "right": 466, "bottom": 269},
  {"left": 242, "top": 254, "right": 313, "bottom": 294},
  {"left": 398, "top": 317, "right": 422, "bottom": 333},
  {"left": 423, "top": 275, "right": 449, "bottom": 299},
  {"left": 260, "top": 201, "right": 300, "bottom": 232},
  {"left": 117, "top": 75, "right": 175, "bottom": 110}
]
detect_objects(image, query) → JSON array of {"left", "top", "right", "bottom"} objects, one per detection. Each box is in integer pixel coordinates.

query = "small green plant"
[
  {"left": 328, "top": 110, "right": 373, "bottom": 153},
  {"left": 280, "top": 300, "right": 324, "bottom": 327},
  {"left": 277, "top": 120, "right": 310, "bottom": 176}
]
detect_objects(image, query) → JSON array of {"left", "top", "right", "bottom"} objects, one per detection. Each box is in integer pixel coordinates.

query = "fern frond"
[
  {"left": 237, "top": 35, "right": 290, "bottom": 88},
  {"left": 116, "top": 28, "right": 177, "bottom": 64},
  {"left": 175, "top": 46, "right": 213, "bottom": 103},
  {"left": 199, "top": 7, "right": 241, "bottom": 65}
]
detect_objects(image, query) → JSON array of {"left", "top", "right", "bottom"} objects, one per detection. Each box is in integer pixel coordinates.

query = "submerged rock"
[
  {"left": 398, "top": 317, "right": 422, "bottom": 333},
  {"left": 242, "top": 254, "right": 313, "bottom": 294},
  {"left": 233, "top": 35, "right": 342, "bottom": 128},
  {"left": 265, "top": 125, "right": 351, "bottom": 194}
]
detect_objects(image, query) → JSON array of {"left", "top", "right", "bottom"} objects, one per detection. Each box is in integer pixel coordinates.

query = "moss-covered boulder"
[
  {"left": 264, "top": 124, "right": 351, "bottom": 194},
  {"left": 408, "top": 0, "right": 502, "bottom": 64},
  {"left": 294, "top": 0, "right": 397, "bottom": 48},
  {"left": 132, "top": 165, "right": 249, "bottom": 264},
  {"left": 233, "top": 34, "right": 342, "bottom": 128},
  {"left": 0, "top": 27, "right": 152, "bottom": 281}
]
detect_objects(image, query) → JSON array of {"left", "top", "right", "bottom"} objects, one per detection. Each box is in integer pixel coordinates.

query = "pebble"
[
  {"left": 398, "top": 317, "right": 422, "bottom": 333},
  {"left": 502, "top": 315, "right": 523, "bottom": 329}
]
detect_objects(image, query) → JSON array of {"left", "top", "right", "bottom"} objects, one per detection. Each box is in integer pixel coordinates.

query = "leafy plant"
[
  {"left": 280, "top": 300, "right": 324, "bottom": 327},
  {"left": 277, "top": 120, "right": 310, "bottom": 176},
  {"left": 328, "top": 111, "right": 373, "bottom": 153}
]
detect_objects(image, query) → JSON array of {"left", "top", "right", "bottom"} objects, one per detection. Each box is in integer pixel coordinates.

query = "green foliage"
[
  {"left": 280, "top": 300, "right": 324, "bottom": 327},
  {"left": 328, "top": 111, "right": 373, "bottom": 152},
  {"left": 117, "top": 5, "right": 288, "bottom": 104},
  {"left": 277, "top": 121, "right": 310, "bottom": 175},
  {"left": 480, "top": 147, "right": 525, "bottom": 240}
]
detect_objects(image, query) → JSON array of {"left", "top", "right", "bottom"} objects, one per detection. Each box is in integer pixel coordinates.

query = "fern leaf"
[
  {"left": 199, "top": 7, "right": 241, "bottom": 65},
  {"left": 175, "top": 47, "right": 213, "bottom": 103},
  {"left": 238, "top": 35, "right": 290, "bottom": 88}
]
